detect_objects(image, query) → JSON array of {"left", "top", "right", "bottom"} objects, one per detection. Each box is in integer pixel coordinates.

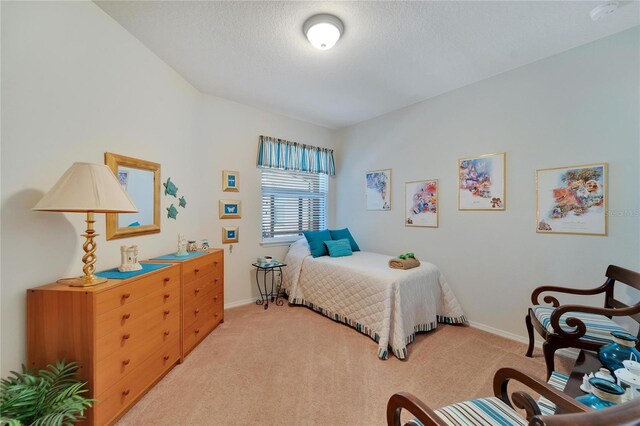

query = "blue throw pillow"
[
  {"left": 329, "top": 228, "right": 360, "bottom": 252},
  {"left": 324, "top": 239, "right": 353, "bottom": 258},
  {"left": 303, "top": 230, "right": 332, "bottom": 258}
]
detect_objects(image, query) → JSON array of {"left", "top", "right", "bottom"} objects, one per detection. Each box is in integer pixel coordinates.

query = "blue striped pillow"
[{"left": 324, "top": 239, "right": 353, "bottom": 257}]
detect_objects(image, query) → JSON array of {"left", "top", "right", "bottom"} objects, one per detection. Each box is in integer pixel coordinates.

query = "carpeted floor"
[{"left": 117, "top": 303, "right": 572, "bottom": 426}]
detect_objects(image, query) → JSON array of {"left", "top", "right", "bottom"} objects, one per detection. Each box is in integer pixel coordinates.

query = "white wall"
[
  {"left": 335, "top": 27, "right": 640, "bottom": 341},
  {"left": 0, "top": 1, "right": 333, "bottom": 376}
]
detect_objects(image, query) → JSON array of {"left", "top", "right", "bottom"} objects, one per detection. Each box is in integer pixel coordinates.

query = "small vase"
[
  {"left": 576, "top": 378, "right": 625, "bottom": 410},
  {"left": 599, "top": 331, "right": 640, "bottom": 374}
]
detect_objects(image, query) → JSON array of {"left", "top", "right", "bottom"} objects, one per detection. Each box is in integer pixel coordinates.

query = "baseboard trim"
[
  {"left": 224, "top": 297, "right": 256, "bottom": 309},
  {"left": 468, "top": 320, "right": 579, "bottom": 360}
]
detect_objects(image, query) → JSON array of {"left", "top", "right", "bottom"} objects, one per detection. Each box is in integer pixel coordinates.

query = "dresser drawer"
[
  {"left": 95, "top": 266, "right": 180, "bottom": 316},
  {"left": 96, "top": 297, "right": 179, "bottom": 362},
  {"left": 95, "top": 282, "right": 179, "bottom": 340},
  {"left": 93, "top": 336, "right": 180, "bottom": 425},
  {"left": 183, "top": 252, "right": 222, "bottom": 285},
  {"left": 184, "top": 273, "right": 219, "bottom": 306},
  {"left": 183, "top": 304, "right": 218, "bottom": 353},
  {"left": 94, "top": 314, "right": 180, "bottom": 396}
]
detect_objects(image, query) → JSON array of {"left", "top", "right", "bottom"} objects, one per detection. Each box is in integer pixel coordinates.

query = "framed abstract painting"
[
  {"left": 536, "top": 163, "right": 607, "bottom": 236},
  {"left": 405, "top": 179, "right": 438, "bottom": 227},
  {"left": 366, "top": 169, "right": 391, "bottom": 210},
  {"left": 219, "top": 200, "right": 241, "bottom": 219},
  {"left": 222, "top": 170, "right": 239, "bottom": 192},
  {"left": 458, "top": 152, "right": 506, "bottom": 210},
  {"left": 222, "top": 226, "right": 239, "bottom": 243}
]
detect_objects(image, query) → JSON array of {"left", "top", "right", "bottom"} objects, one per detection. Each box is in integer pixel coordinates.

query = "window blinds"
[{"left": 261, "top": 169, "right": 328, "bottom": 243}]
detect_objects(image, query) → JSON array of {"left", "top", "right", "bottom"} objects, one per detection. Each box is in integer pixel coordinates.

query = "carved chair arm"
[
  {"left": 548, "top": 304, "right": 640, "bottom": 340},
  {"left": 386, "top": 392, "right": 448, "bottom": 426},
  {"left": 492, "top": 368, "right": 588, "bottom": 420},
  {"left": 531, "top": 283, "right": 609, "bottom": 307}
]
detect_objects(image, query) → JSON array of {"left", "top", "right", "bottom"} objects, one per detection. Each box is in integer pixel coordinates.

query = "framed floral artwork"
[
  {"left": 458, "top": 152, "right": 506, "bottom": 210},
  {"left": 223, "top": 170, "right": 239, "bottom": 192},
  {"left": 536, "top": 163, "right": 607, "bottom": 236},
  {"left": 219, "top": 200, "right": 241, "bottom": 219},
  {"left": 366, "top": 169, "right": 391, "bottom": 210},
  {"left": 222, "top": 226, "right": 239, "bottom": 243},
  {"left": 405, "top": 179, "right": 438, "bottom": 227}
]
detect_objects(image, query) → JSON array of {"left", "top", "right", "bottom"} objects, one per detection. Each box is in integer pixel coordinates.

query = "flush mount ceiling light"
[
  {"left": 590, "top": 2, "right": 619, "bottom": 21},
  {"left": 303, "top": 14, "right": 344, "bottom": 50}
]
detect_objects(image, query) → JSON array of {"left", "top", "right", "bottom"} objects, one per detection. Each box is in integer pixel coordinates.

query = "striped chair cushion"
[
  {"left": 537, "top": 371, "right": 569, "bottom": 416},
  {"left": 420, "top": 397, "right": 527, "bottom": 426},
  {"left": 532, "top": 305, "right": 628, "bottom": 344}
]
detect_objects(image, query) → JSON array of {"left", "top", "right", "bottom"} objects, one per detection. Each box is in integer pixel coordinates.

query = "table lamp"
[{"left": 33, "top": 162, "right": 138, "bottom": 286}]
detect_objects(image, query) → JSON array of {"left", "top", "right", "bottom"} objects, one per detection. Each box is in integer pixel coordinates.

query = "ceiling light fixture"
[
  {"left": 590, "top": 2, "right": 618, "bottom": 21},
  {"left": 303, "top": 14, "right": 344, "bottom": 50}
]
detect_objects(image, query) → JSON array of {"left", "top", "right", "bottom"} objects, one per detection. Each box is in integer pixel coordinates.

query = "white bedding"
[{"left": 282, "top": 239, "right": 466, "bottom": 359}]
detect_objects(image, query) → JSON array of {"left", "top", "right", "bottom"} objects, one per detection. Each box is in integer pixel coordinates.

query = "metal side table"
[{"left": 252, "top": 261, "right": 286, "bottom": 310}]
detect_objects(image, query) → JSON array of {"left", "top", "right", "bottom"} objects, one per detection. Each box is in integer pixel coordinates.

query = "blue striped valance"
[{"left": 257, "top": 135, "right": 336, "bottom": 176}]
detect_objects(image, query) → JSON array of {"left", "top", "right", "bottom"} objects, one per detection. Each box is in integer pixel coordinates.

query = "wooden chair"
[
  {"left": 387, "top": 367, "right": 640, "bottom": 426},
  {"left": 525, "top": 265, "right": 640, "bottom": 378}
]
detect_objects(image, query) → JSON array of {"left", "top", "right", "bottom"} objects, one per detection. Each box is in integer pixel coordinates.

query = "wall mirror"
[{"left": 105, "top": 152, "right": 161, "bottom": 240}]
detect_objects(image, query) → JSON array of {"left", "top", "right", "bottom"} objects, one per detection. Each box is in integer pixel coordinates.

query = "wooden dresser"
[
  {"left": 146, "top": 249, "right": 224, "bottom": 357},
  {"left": 27, "top": 264, "right": 181, "bottom": 425},
  {"left": 26, "top": 249, "right": 224, "bottom": 425}
]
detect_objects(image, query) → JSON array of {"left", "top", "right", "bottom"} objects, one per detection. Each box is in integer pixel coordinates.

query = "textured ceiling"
[{"left": 95, "top": 1, "right": 640, "bottom": 129}]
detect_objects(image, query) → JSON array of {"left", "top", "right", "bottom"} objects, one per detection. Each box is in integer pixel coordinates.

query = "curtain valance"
[{"left": 257, "top": 135, "right": 336, "bottom": 176}]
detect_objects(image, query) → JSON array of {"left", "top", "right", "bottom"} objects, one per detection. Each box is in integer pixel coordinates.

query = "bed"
[{"left": 282, "top": 238, "right": 466, "bottom": 360}]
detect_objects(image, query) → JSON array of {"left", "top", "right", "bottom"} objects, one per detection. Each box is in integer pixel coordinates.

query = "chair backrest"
[{"left": 604, "top": 265, "right": 640, "bottom": 327}]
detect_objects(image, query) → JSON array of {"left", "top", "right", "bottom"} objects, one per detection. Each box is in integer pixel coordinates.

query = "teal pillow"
[
  {"left": 303, "top": 230, "right": 332, "bottom": 257},
  {"left": 329, "top": 228, "right": 360, "bottom": 252},
  {"left": 324, "top": 239, "right": 353, "bottom": 258}
]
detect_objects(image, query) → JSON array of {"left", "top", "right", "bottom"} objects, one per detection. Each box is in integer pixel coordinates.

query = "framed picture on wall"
[
  {"left": 536, "top": 163, "right": 607, "bottom": 236},
  {"left": 222, "top": 226, "right": 239, "bottom": 243},
  {"left": 458, "top": 152, "right": 506, "bottom": 210},
  {"left": 222, "top": 170, "right": 239, "bottom": 192},
  {"left": 366, "top": 169, "right": 391, "bottom": 210},
  {"left": 219, "top": 200, "right": 241, "bottom": 219},
  {"left": 405, "top": 179, "right": 438, "bottom": 227}
]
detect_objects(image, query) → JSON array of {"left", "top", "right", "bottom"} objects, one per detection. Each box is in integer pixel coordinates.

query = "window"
[{"left": 261, "top": 169, "right": 328, "bottom": 244}]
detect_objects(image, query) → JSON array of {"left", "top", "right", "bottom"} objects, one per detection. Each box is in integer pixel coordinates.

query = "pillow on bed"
[
  {"left": 303, "top": 230, "right": 332, "bottom": 257},
  {"left": 329, "top": 228, "right": 360, "bottom": 252},
  {"left": 324, "top": 239, "right": 353, "bottom": 258}
]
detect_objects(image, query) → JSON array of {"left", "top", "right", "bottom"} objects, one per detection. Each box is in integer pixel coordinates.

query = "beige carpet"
[{"left": 117, "top": 303, "right": 572, "bottom": 426}]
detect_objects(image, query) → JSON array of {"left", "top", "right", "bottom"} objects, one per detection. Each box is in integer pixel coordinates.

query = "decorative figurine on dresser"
[
  {"left": 118, "top": 245, "right": 142, "bottom": 272},
  {"left": 176, "top": 233, "right": 188, "bottom": 257}
]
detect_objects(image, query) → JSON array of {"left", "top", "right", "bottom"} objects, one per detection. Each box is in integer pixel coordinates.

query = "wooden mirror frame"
[{"left": 105, "top": 152, "right": 161, "bottom": 240}]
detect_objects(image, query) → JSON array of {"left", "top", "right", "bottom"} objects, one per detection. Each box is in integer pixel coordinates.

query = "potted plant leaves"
[{"left": 0, "top": 360, "right": 93, "bottom": 425}]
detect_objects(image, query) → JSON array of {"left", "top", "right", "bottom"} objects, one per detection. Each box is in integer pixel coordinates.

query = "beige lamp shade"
[{"left": 33, "top": 162, "right": 138, "bottom": 213}]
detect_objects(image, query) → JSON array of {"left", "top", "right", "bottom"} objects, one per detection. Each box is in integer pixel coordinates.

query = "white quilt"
[{"left": 282, "top": 239, "right": 466, "bottom": 359}]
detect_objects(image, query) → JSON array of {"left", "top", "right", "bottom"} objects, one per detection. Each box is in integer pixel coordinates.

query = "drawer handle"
[
  {"left": 164, "top": 309, "right": 171, "bottom": 316},
  {"left": 195, "top": 288, "right": 200, "bottom": 294},
  {"left": 122, "top": 333, "right": 131, "bottom": 340},
  {"left": 194, "top": 309, "right": 200, "bottom": 314},
  {"left": 194, "top": 268, "right": 200, "bottom": 273},
  {"left": 164, "top": 293, "right": 171, "bottom": 299},
  {"left": 164, "top": 354, "right": 170, "bottom": 361},
  {"left": 122, "top": 359, "right": 130, "bottom": 366},
  {"left": 214, "top": 278, "right": 219, "bottom": 283},
  {"left": 164, "top": 330, "right": 170, "bottom": 336},
  {"left": 122, "top": 313, "right": 131, "bottom": 320},
  {"left": 214, "top": 261, "right": 218, "bottom": 266},
  {"left": 122, "top": 293, "right": 131, "bottom": 300},
  {"left": 122, "top": 389, "right": 130, "bottom": 397},
  {"left": 195, "top": 328, "right": 200, "bottom": 334},
  {"left": 214, "top": 296, "right": 218, "bottom": 302},
  {"left": 164, "top": 277, "right": 171, "bottom": 283}
]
